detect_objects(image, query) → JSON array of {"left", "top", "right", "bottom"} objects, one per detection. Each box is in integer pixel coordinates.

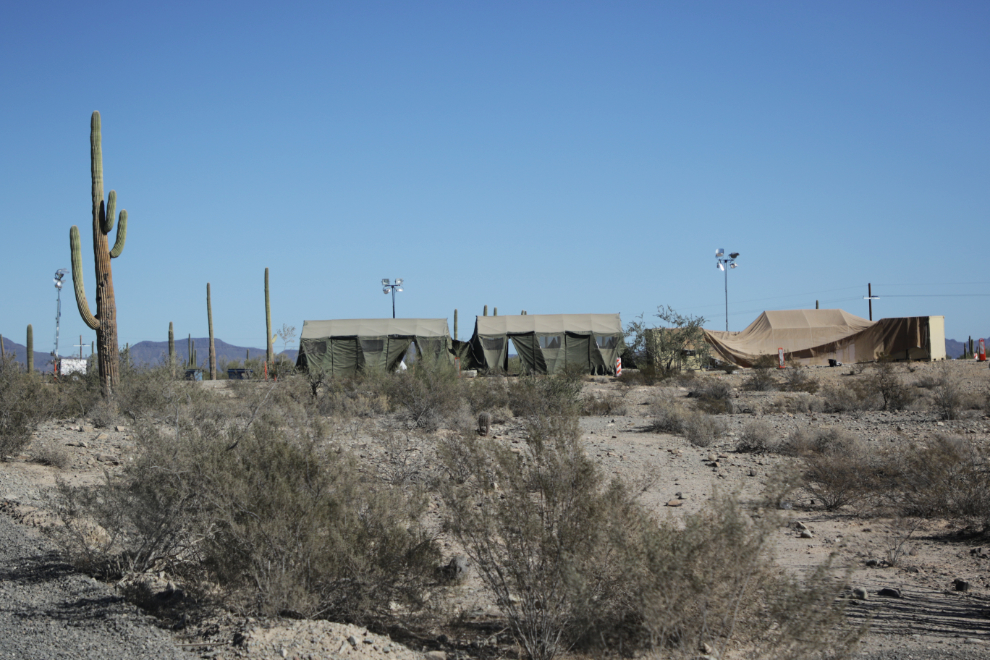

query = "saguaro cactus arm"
[
  {"left": 109, "top": 209, "right": 127, "bottom": 258},
  {"left": 70, "top": 226, "right": 100, "bottom": 330}
]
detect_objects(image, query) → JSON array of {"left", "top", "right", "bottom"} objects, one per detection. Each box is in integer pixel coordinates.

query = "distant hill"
[
  {"left": 0, "top": 336, "right": 57, "bottom": 372},
  {"left": 128, "top": 338, "right": 296, "bottom": 367}
]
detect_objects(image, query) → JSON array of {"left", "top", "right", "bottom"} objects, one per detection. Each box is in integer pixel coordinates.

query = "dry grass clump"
[
  {"left": 821, "top": 380, "right": 875, "bottom": 412},
  {"left": 865, "top": 360, "right": 912, "bottom": 411},
  {"left": 648, "top": 395, "right": 688, "bottom": 434},
  {"left": 683, "top": 411, "right": 725, "bottom": 447},
  {"left": 930, "top": 364, "right": 962, "bottom": 420},
  {"left": 691, "top": 378, "right": 733, "bottom": 414},
  {"left": 580, "top": 392, "right": 628, "bottom": 416},
  {"left": 30, "top": 440, "right": 70, "bottom": 469},
  {"left": 736, "top": 419, "right": 776, "bottom": 453}
]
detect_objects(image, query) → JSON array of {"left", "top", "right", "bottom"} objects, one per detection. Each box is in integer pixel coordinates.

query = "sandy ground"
[{"left": 3, "top": 359, "right": 990, "bottom": 658}]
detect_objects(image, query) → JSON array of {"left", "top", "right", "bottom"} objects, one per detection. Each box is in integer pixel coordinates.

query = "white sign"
[{"left": 59, "top": 358, "right": 87, "bottom": 376}]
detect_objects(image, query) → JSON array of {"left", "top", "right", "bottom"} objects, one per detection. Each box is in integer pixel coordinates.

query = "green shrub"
[
  {"left": 388, "top": 354, "right": 464, "bottom": 430},
  {"left": 866, "top": 360, "right": 910, "bottom": 411},
  {"left": 463, "top": 375, "right": 511, "bottom": 413},
  {"left": 743, "top": 355, "right": 779, "bottom": 391},
  {"left": 0, "top": 357, "right": 42, "bottom": 460},
  {"left": 580, "top": 392, "right": 628, "bottom": 416},
  {"left": 507, "top": 374, "right": 582, "bottom": 420}
]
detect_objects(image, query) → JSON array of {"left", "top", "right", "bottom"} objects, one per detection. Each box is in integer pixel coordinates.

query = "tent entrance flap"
[{"left": 510, "top": 335, "right": 546, "bottom": 374}]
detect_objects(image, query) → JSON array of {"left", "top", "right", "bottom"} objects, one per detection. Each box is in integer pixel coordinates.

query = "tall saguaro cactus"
[
  {"left": 168, "top": 322, "right": 175, "bottom": 375},
  {"left": 207, "top": 283, "right": 217, "bottom": 380},
  {"left": 265, "top": 268, "right": 273, "bottom": 366},
  {"left": 26, "top": 325, "right": 33, "bottom": 373},
  {"left": 70, "top": 111, "right": 128, "bottom": 394},
  {"left": 454, "top": 309, "right": 458, "bottom": 341}
]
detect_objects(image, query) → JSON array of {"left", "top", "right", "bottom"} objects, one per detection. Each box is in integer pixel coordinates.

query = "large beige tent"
[
  {"left": 704, "top": 309, "right": 945, "bottom": 367},
  {"left": 296, "top": 318, "right": 451, "bottom": 375},
  {"left": 467, "top": 313, "right": 624, "bottom": 374}
]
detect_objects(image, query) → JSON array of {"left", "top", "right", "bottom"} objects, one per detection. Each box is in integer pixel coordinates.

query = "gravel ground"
[{"left": 0, "top": 514, "right": 192, "bottom": 660}]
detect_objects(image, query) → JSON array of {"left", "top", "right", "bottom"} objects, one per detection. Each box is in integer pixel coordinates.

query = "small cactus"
[
  {"left": 454, "top": 308, "right": 458, "bottom": 341},
  {"left": 0, "top": 334, "right": 5, "bottom": 359},
  {"left": 493, "top": 307, "right": 497, "bottom": 316},
  {"left": 478, "top": 411, "right": 492, "bottom": 436},
  {"left": 26, "top": 325, "right": 33, "bottom": 373},
  {"left": 265, "top": 268, "right": 274, "bottom": 366},
  {"left": 483, "top": 305, "right": 488, "bottom": 317}
]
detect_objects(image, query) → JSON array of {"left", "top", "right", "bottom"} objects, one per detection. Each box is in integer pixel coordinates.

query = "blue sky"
[{"left": 2, "top": 1, "right": 988, "bottom": 355}]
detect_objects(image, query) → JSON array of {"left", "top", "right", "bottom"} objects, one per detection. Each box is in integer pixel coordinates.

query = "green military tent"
[
  {"left": 467, "top": 313, "right": 625, "bottom": 375},
  {"left": 296, "top": 318, "right": 452, "bottom": 376}
]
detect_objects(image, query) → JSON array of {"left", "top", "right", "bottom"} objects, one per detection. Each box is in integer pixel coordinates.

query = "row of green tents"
[{"left": 296, "top": 314, "right": 625, "bottom": 376}]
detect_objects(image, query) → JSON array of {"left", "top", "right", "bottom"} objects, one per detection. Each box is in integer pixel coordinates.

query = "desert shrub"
[
  {"left": 388, "top": 353, "right": 464, "bottom": 430},
  {"left": 31, "top": 440, "right": 70, "bottom": 469},
  {"left": 890, "top": 434, "right": 990, "bottom": 525},
  {"left": 715, "top": 360, "right": 739, "bottom": 374},
  {"left": 312, "top": 370, "right": 392, "bottom": 418},
  {"left": 0, "top": 357, "right": 44, "bottom": 460},
  {"left": 439, "top": 421, "right": 860, "bottom": 660},
  {"left": 737, "top": 419, "right": 776, "bottom": 453},
  {"left": 783, "top": 367, "right": 819, "bottom": 394},
  {"left": 822, "top": 380, "right": 876, "bottom": 412},
  {"left": 691, "top": 378, "right": 733, "bottom": 414},
  {"left": 743, "top": 355, "right": 779, "bottom": 391},
  {"left": 463, "top": 375, "right": 511, "bottom": 412},
  {"left": 682, "top": 411, "right": 725, "bottom": 447},
  {"left": 770, "top": 392, "right": 827, "bottom": 414},
  {"left": 784, "top": 428, "right": 868, "bottom": 510},
  {"left": 930, "top": 364, "right": 962, "bottom": 420},
  {"left": 51, "top": 393, "right": 440, "bottom": 623},
  {"left": 648, "top": 395, "right": 688, "bottom": 434},
  {"left": 580, "top": 392, "right": 629, "bottom": 416},
  {"left": 507, "top": 374, "right": 582, "bottom": 420},
  {"left": 633, "top": 492, "right": 861, "bottom": 659},
  {"left": 865, "top": 360, "right": 911, "bottom": 411},
  {"left": 616, "top": 363, "right": 664, "bottom": 387}
]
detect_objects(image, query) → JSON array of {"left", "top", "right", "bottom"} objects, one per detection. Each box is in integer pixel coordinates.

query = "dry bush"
[
  {"left": 770, "top": 392, "right": 827, "bottom": 414},
  {"left": 50, "top": 388, "right": 440, "bottom": 624},
  {"left": 737, "top": 419, "right": 776, "bottom": 453},
  {"left": 783, "top": 367, "right": 819, "bottom": 394},
  {"left": 865, "top": 360, "right": 911, "bottom": 411},
  {"left": 438, "top": 422, "right": 859, "bottom": 660},
  {"left": 464, "top": 375, "right": 511, "bottom": 412},
  {"left": 507, "top": 374, "right": 582, "bottom": 420},
  {"left": 784, "top": 428, "right": 869, "bottom": 510},
  {"left": 580, "top": 392, "right": 629, "bottom": 417},
  {"left": 634, "top": 492, "right": 861, "bottom": 659},
  {"left": 691, "top": 378, "right": 733, "bottom": 414},
  {"left": 31, "top": 440, "right": 70, "bottom": 469},
  {"left": 648, "top": 395, "right": 688, "bottom": 434},
  {"left": 930, "top": 364, "right": 962, "bottom": 420},
  {"left": 388, "top": 354, "right": 465, "bottom": 430},
  {"left": 0, "top": 357, "right": 39, "bottom": 460},
  {"left": 743, "top": 355, "right": 779, "bottom": 392},
  {"left": 313, "top": 371, "right": 391, "bottom": 418},
  {"left": 822, "top": 380, "right": 876, "bottom": 412},
  {"left": 683, "top": 411, "right": 725, "bottom": 447},
  {"left": 889, "top": 434, "right": 990, "bottom": 525}
]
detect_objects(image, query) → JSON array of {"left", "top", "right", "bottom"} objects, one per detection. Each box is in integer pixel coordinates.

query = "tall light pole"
[
  {"left": 382, "top": 278, "right": 403, "bottom": 318},
  {"left": 715, "top": 249, "right": 739, "bottom": 332},
  {"left": 52, "top": 268, "right": 68, "bottom": 356}
]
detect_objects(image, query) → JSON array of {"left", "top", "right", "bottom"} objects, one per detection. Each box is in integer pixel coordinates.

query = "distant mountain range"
[
  {"left": 0, "top": 335, "right": 981, "bottom": 369},
  {"left": 0, "top": 336, "right": 297, "bottom": 372}
]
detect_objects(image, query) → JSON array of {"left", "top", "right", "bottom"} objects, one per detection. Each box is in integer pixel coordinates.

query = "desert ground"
[{"left": 2, "top": 359, "right": 990, "bottom": 659}]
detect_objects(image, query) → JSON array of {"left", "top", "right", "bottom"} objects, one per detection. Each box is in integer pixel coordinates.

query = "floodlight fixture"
[
  {"left": 381, "top": 278, "right": 405, "bottom": 318},
  {"left": 52, "top": 268, "right": 69, "bottom": 356},
  {"left": 714, "top": 250, "right": 740, "bottom": 331}
]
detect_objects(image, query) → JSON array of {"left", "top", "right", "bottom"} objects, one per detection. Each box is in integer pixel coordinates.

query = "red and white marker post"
[
  {"left": 615, "top": 357, "right": 622, "bottom": 377},
  {"left": 778, "top": 348, "right": 785, "bottom": 369},
  {"left": 979, "top": 339, "right": 986, "bottom": 362}
]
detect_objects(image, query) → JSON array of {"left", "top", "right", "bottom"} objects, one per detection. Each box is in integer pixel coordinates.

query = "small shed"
[
  {"left": 468, "top": 313, "right": 625, "bottom": 375},
  {"left": 296, "top": 318, "right": 452, "bottom": 376}
]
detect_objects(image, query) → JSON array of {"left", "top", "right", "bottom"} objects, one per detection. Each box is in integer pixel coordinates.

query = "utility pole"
[{"left": 865, "top": 283, "right": 879, "bottom": 321}]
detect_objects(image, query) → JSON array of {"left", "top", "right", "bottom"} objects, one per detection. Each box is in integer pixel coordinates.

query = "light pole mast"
[
  {"left": 382, "top": 278, "right": 404, "bottom": 318},
  {"left": 715, "top": 249, "right": 740, "bottom": 332}
]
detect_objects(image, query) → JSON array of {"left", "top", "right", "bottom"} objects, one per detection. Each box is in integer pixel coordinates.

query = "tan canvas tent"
[
  {"left": 703, "top": 309, "right": 946, "bottom": 367},
  {"left": 296, "top": 318, "right": 451, "bottom": 375},
  {"left": 467, "top": 313, "right": 625, "bottom": 375}
]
